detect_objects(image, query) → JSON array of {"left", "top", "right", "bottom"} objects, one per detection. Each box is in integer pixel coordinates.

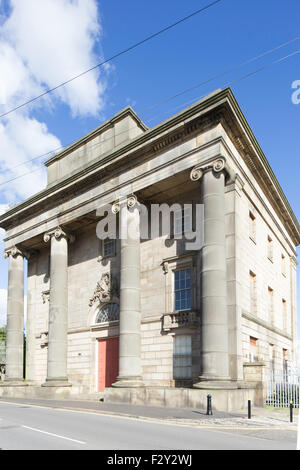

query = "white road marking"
[
  {"left": 0, "top": 400, "right": 297, "bottom": 431},
  {"left": 22, "top": 425, "right": 86, "bottom": 444}
]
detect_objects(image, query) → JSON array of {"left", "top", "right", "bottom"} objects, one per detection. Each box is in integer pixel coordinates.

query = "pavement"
[
  {"left": 0, "top": 396, "right": 297, "bottom": 428},
  {"left": 0, "top": 398, "right": 297, "bottom": 450}
]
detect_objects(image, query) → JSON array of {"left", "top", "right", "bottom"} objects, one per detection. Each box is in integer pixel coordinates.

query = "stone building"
[{"left": 0, "top": 88, "right": 299, "bottom": 410}]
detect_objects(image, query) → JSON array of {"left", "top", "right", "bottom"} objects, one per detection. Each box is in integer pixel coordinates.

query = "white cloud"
[
  {"left": 0, "top": 42, "right": 42, "bottom": 107},
  {"left": 0, "top": 0, "right": 107, "bottom": 205},
  {"left": 0, "top": 114, "right": 60, "bottom": 202},
  {"left": 2, "top": 0, "right": 106, "bottom": 117}
]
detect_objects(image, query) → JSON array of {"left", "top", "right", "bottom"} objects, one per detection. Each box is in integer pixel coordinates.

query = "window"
[
  {"left": 103, "top": 239, "right": 115, "bottom": 257},
  {"left": 281, "top": 254, "right": 286, "bottom": 276},
  {"left": 249, "top": 336, "right": 259, "bottom": 362},
  {"left": 173, "top": 335, "right": 192, "bottom": 379},
  {"left": 283, "top": 349, "right": 288, "bottom": 374},
  {"left": 267, "top": 236, "right": 273, "bottom": 262},
  {"left": 249, "top": 271, "right": 256, "bottom": 315},
  {"left": 47, "top": 254, "right": 51, "bottom": 278},
  {"left": 95, "top": 303, "right": 120, "bottom": 324},
  {"left": 174, "top": 269, "right": 191, "bottom": 311},
  {"left": 268, "top": 287, "right": 274, "bottom": 324},
  {"left": 174, "top": 206, "right": 192, "bottom": 235},
  {"left": 269, "top": 344, "right": 275, "bottom": 376},
  {"left": 249, "top": 211, "right": 256, "bottom": 241},
  {"left": 282, "top": 299, "right": 287, "bottom": 332}
]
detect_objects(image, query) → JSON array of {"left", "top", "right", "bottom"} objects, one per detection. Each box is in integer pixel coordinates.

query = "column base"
[
  {"left": 193, "top": 377, "right": 238, "bottom": 390},
  {"left": 111, "top": 376, "right": 144, "bottom": 388},
  {"left": 41, "top": 378, "right": 72, "bottom": 388}
]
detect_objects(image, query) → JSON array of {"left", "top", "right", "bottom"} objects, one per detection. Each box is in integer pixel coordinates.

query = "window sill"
[
  {"left": 97, "top": 254, "right": 116, "bottom": 262},
  {"left": 243, "top": 361, "right": 266, "bottom": 367}
]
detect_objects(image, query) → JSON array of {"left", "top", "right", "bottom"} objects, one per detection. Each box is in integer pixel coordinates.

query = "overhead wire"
[{"left": 1, "top": 37, "right": 300, "bottom": 189}]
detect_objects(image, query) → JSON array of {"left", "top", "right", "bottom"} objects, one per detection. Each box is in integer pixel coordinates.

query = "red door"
[{"left": 98, "top": 337, "right": 119, "bottom": 392}]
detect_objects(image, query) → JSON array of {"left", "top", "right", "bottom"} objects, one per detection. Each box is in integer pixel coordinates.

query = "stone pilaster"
[
  {"left": 42, "top": 227, "right": 74, "bottom": 387},
  {"left": 190, "top": 158, "right": 237, "bottom": 389},
  {"left": 112, "top": 196, "right": 144, "bottom": 387},
  {"left": 3, "top": 246, "right": 28, "bottom": 383}
]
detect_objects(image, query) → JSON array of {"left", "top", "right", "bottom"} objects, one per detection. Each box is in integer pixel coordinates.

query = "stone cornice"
[
  {"left": 1, "top": 139, "right": 222, "bottom": 245},
  {"left": 242, "top": 310, "right": 292, "bottom": 340},
  {"left": 0, "top": 88, "right": 299, "bottom": 245}
]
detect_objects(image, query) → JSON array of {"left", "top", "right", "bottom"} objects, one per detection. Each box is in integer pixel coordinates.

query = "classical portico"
[{"left": 0, "top": 88, "right": 298, "bottom": 411}]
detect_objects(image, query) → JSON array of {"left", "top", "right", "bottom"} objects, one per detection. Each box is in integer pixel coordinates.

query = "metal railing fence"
[{"left": 264, "top": 371, "right": 300, "bottom": 408}]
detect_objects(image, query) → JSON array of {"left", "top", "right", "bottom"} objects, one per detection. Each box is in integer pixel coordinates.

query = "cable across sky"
[
  {"left": 0, "top": 0, "right": 223, "bottom": 120},
  {"left": 1, "top": 43, "right": 299, "bottom": 190},
  {"left": 1, "top": 33, "right": 299, "bottom": 182}
]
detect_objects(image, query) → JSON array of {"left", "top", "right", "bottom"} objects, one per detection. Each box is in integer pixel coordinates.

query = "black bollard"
[
  {"left": 248, "top": 399, "right": 251, "bottom": 419},
  {"left": 206, "top": 394, "right": 213, "bottom": 415},
  {"left": 290, "top": 401, "right": 293, "bottom": 423}
]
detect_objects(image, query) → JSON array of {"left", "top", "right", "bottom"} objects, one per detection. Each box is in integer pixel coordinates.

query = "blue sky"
[{"left": 0, "top": 0, "right": 299, "bottom": 338}]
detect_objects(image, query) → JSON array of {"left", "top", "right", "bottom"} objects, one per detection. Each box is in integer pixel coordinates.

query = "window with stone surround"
[
  {"left": 282, "top": 298, "right": 287, "bottom": 332},
  {"left": 268, "top": 286, "right": 274, "bottom": 324},
  {"left": 281, "top": 254, "right": 287, "bottom": 276},
  {"left": 174, "top": 268, "right": 191, "bottom": 312},
  {"left": 103, "top": 238, "right": 115, "bottom": 258},
  {"left": 249, "top": 210, "right": 256, "bottom": 242},
  {"left": 269, "top": 343, "right": 275, "bottom": 375},
  {"left": 283, "top": 348, "right": 288, "bottom": 374},
  {"left": 249, "top": 336, "right": 259, "bottom": 362},
  {"left": 46, "top": 254, "right": 51, "bottom": 278},
  {"left": 163, "top": 255, "right": 195, "bottom": 315},
  {"left": 267, "top": 235, "right": 273, "bottom": 262},
  {"left": 173, "top": 334, "right": 192, "bottom": 379},
  {"left": 95, "top": 303, "right": 120, "bottom": 324},
  {"left": 249, "top": 271, "right": 257, "bottom": 315}
]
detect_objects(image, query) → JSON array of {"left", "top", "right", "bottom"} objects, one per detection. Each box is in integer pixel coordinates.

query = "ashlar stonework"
[{"left": 0, "top": 89, "right": 299, "bottom": 411}]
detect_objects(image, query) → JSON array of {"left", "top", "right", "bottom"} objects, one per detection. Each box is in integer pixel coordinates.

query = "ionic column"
[
  {"left": 4, "top": 246, "right": 27, "bottom": 383},
  {"left": 112, "top": 196, "right": 143, "bottom": 387},
  {"left": 25, "top": 252, "right": 38, "bottom": 382},
  {"left": 190, "top": 158, "right": 236, "bottom": 388},
  {"left": 42, "top": 227, "right": 73, "bottom": 387}
]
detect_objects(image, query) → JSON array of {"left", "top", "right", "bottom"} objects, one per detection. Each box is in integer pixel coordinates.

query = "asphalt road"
[{"left": 0, "top": 401, "right": 296, "bottom": 450}]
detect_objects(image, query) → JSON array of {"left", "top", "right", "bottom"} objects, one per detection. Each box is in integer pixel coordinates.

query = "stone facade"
[{"left": 0, "top": 89, "right": 299, "bottom": 410}]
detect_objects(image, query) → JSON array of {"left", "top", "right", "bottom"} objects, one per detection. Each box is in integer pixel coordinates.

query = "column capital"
[
  {"left": 4, "top": 246, "right": 29, "bottom": 260},
  {"left": 112, "top": 194, "right": 138, "bottom": 214},
  {"left": 190, "top": 157, "right": 236, "bottom": 185},
  {"left": 44, "top": 226, "right": 75, "bottom": 244}
]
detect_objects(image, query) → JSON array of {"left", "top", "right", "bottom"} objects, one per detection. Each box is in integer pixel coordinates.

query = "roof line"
[{"left": 45, "top": 105, "right": 148, "bottom": 166}]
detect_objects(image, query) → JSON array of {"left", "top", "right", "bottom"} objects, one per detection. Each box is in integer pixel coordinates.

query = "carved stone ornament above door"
[{"left": 89, "top": 273, "right": 119, "bottom": 307}]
